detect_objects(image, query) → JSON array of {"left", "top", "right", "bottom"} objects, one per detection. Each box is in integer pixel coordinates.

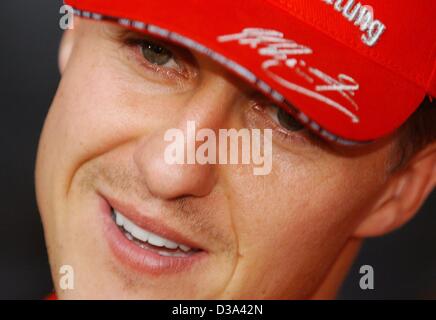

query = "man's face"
[{"left": 36, "top": 20, "right": 396, "bottom": 299}]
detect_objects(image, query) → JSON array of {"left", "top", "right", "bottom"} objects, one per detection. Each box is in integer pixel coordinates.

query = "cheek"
[
  {"left": 35, "top": 51, "right": 144, "bottom": 239},
  {"left": 36, "top": 48, "right": 180, "bottom": 200},
  {"left": 230, "top": 153, "right": 382, "bottom": 245},
  {"left": 223, "top": 150, "right": 387, "bottom": 297}
]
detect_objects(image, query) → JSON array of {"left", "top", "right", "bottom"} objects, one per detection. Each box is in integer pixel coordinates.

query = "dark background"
[{"left": 0, "top": 1, "right": 435, "bottom": 300}]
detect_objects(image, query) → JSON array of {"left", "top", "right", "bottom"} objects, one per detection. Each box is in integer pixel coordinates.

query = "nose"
[{"left": 133, "top": 68, "right": 242, "bottom": 200}]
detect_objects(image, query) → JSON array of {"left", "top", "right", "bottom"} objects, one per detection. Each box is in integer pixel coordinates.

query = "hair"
[{"left": 395, "top": 95, "right": 436, "bottom": 170}]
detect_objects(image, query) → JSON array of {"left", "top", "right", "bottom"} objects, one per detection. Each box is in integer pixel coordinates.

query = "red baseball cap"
[{"left": 64, "top": 0, "right": 436, "bottom": 144}]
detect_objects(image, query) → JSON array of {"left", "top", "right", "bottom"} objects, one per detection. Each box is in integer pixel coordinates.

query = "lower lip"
[{"left": 99, "top": 197, "right": 206, "bottom": 275}]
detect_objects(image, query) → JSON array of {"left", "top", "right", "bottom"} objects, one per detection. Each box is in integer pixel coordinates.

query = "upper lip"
[{"left": 104, "top": 195, "right": 205, "bottom": 252}]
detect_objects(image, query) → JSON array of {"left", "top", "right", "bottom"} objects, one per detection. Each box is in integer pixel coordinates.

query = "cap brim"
[{"left": 65, "top": 0, "right": 426, "bottom": 144}]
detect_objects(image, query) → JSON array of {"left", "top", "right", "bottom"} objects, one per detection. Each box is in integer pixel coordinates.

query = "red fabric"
[
  {"left": 64, "top": 0, "right": 436, "bottom": 142},
  {"left": 45, "top": 293, "right": 57, "bottom": 300}
]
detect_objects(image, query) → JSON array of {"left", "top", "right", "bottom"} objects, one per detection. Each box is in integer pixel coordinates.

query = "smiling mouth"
[
  {"left": 111, "top": 208, "right": 201, "bottom": 257},
  {"left": 100, "top": 195, "right": 206, "bottom": 274}
]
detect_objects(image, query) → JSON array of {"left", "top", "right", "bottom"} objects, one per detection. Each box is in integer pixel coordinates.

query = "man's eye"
[
  {"left": 266, "top": 104, "right": 305, "bottom": 132},
  {"left": 139, "top": 40, "right": 173, "bottom": 66}
]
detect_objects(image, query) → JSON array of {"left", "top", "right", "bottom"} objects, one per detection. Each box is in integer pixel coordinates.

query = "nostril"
[
  {"left": 133, "top": 135, "right": 217, "bottom": 199},
  {"left": 148, "top": 161, "right": 217, "bottom": 199}
]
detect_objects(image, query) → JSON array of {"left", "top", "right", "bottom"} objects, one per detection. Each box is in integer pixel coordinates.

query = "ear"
[
  {"left": 58, "top": 29, "right": 75, "bottom": 74},
  {"left": 354, "top": 143, "right": 436, "bottom": 238}
]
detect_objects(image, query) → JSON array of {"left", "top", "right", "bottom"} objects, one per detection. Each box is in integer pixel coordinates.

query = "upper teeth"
[{"left": 114, "top": 210, "right": 192, "bottom": 252}]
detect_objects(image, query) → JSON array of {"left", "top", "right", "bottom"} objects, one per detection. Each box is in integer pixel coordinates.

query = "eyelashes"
[
  {"left": 119, "top": 31, "right": 198, "bottom": 82},
  {"left": 264, "top": 103, "right": 306, "bottom": 133},
  {"left": 136, "top": 39, "right": 174, "bottom": 67},
  {"left": 247, "top": 100, "right": 315, "bottom": 147}
]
